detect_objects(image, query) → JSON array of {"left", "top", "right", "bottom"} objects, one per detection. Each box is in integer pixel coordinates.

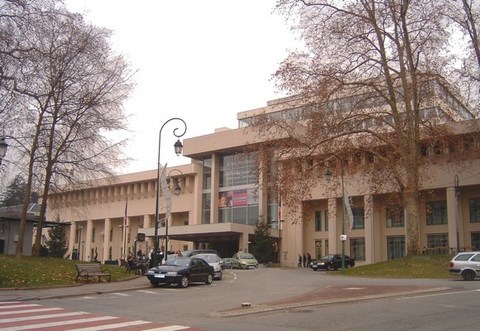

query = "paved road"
[{"left": 1, "top": 267, "right": 476, "bottom": 331}]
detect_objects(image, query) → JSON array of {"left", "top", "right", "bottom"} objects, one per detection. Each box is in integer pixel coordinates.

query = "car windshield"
[
  {"left": 239, "top": 253, "right": 255, "bottom": 259},
  {"left": 163, "top": 258, "right": 190, "bottom": 267},
  {"left": 321, "top": 254, "right": 335, "bottom": 260},
  {"left": 196, "top": 255, "right": 219, "bottom": 263}
]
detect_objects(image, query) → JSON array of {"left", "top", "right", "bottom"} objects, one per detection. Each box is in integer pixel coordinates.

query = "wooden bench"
[{"left": 75, "top": 263, "right": 111, "bottom": 283}]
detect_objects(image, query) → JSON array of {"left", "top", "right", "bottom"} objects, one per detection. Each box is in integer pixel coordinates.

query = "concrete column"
[
  {"left": 239, "top": 233, "right": 249, "bottom": 253},
  {"left": 85, "top": 220, "right": 93, "bottom": 262},
  {"left": 68, "top": 222, "right": 76, "bottom": 260},
  {"left": 103, "top": 218, "right": 111, "bottom": 263},
  {"left": 327, "top": 198, "right": 339, "bottom": 254},
  {"left": 364, "top": 194, "right": 375, "bottom": 264},
  {"left": 142, "top": 215, "right": 151, "bottom": 253},
  {"left": 257, "top": 156, "right": 267, "bottom": 219},
  {"left": 192, "top": 170, "right": 200, "bottom": 226},
  {"left": 281, "top": 205, "right": 304, "bottom": 267}
]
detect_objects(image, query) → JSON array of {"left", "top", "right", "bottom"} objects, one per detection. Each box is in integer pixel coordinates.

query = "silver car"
[
  {"left": 449, "top": 252, "right": 480, "bottom": 281},
  {"left": 195, "top": 253, "right": 223, "bottom": 280}
]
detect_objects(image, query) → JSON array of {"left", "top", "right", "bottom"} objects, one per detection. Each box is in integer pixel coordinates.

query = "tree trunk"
[{"left": 403, "top": 188, "right": 421, "bottom": 255}]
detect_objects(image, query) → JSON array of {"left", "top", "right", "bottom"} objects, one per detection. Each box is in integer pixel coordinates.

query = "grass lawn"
[
  {"left": 0, "top": 254, "right": 455, "bottom": 289},
  {"left": 343, "top": 254, "right": 454, "bottom": 278},
  {"left": 0, "top": 255, "right": 136, "bottom": 289}
]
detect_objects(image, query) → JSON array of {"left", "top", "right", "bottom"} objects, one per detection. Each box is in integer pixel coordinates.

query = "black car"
[
  {"left": 309, "top": 254, "right": 355, "bottom": 271},
  {"left": 146, "top": 256, "right": 214, "bottom": 288}
]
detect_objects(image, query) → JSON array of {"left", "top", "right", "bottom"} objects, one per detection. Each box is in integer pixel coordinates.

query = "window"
[
  {"left": 324, "top": 210, "right": 329, "bottom": 231},
  {"left": 351, "top": 208, "right": 364, "bottom": 229},
  {"left": 387, "top": 206, "right": 404, "bottom": 228},
  {"left": 469, "top": 198, "right": 480, "bottom": 223},
  {"left": 219, "top": 188, "right": 259, "bottom": 225},
  {"left": 387, "top": 236, "right": 405, "bottom": 260},
  {"left": 350, "top": 237, "right": 365, "bottom": 261},
  {"left": 202, "top": 193, "right": 211, "bottom": 224},
  {"left": 427, "top": 233, "right": 448, "bottom": 248},
  {"left": 203, "top": 158, "right": 212, "bottom": 190},
  {"left": 315, "top": 211, "right": 322, "bottom": 232},
  {"left": 426, "top": 201, "right": 447, "bottom": 225},
  {"left": 471, "top": 233, "right": 480, "bottom": 251},
  {"left": 75, "top": 228, "right": 81, "bottom": 244},
  {"left": 219, "top": 153, "right": 256, "bottom": 187},
  {"left": 315, "top": 240, "right": 322, "bottom": 259}
]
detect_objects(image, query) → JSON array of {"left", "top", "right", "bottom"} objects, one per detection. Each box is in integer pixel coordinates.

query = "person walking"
[
  {"left": 302, "top": 253, "right": 307, "bottom": 267},
  {"left": 298, "top": 254, "right": 302, "bottom": 267},
  {"left": 306, "top": 252, "right": 312, "bottom": 268}
]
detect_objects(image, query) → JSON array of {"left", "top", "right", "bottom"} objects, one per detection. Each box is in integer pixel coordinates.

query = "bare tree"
[
  {"left": 443, "top": 0, "right": 480, "bottom": 112},
  {"left": 0, "top": 0, "right": 135, "bottom": 257},
  {"left": 248, "top": 0, "right": 478, "bottom": 255}
]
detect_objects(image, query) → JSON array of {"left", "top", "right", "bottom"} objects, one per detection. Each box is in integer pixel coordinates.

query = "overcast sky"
[{"left": 64, "top": 0, "right": 299, "bottom": 174}]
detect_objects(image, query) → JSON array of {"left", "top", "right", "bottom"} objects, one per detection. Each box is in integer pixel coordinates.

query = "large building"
[{"left": 46, "top": 82, "right": 480, "bottom": 267}]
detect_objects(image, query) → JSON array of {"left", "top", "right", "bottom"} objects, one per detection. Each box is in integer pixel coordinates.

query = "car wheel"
[
  {"left": 462, "top": 269, "right": 476, "bottom": 281},
  {"left": 327, "top": 264, "right": 333, "bottom": 271},
  {"left": 179, "top": 276, "right": 189, "bottom": 288},
  {"left": 206, "top": 274, "right": 213, "bottom": 284}
]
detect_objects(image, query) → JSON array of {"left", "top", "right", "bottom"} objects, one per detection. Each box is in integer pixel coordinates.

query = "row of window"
[
  {"left": 314, "top": 197, "right": 480, "bottom": 231},
  {"left": 316, "top": 233, "right": 480, "bottom": 262}
]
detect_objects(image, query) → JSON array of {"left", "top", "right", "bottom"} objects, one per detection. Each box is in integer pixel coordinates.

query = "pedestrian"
[
  {"left": 298, "top": 254, "right": 302, "bottom": 267},
  {"left": 148, "top": 249, "right": 154, "bottom": 268},
  {"left": 307, "top": 252, "right": 312, "bottom": 267},
  {"left": 303, "top": 253, "right": 307, "bottom": 267}
]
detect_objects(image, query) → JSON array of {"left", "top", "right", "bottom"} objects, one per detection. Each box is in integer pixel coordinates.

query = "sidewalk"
[{"left": 0, "top": 275, "right": 150, "bottom": 302}]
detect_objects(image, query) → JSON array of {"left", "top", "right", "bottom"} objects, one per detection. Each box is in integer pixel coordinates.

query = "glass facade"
[
  {"left": 219, "top": 188, "right": 259, "bottom": 225},
  {"left": 201, "top": 153, "right": 259, "bottom": 225},
  {"left": 219, "top": 154, "right": 256, "bottom": 187}
]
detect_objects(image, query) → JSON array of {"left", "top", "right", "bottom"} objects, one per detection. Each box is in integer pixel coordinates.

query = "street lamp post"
[
  {"left": 153, "top": 118, "right": 187, "bottom": 267},
  {"left": 454, "top": 174, "right": 460, "bottom": 253},
  {"left": 324, "top": 154, "right": 346, "bottom": 273},
  {"left": 0, "top": 137, "right": 8, "bottom": 165}
]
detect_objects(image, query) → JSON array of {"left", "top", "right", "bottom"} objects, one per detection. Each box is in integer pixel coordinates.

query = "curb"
[{"left": 207, "top": 286, "right": 451, "bottom": 317}]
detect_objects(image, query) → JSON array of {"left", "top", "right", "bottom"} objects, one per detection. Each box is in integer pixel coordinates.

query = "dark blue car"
[{"left": 146, "top": 256, "right": 214, "bottom": 288}]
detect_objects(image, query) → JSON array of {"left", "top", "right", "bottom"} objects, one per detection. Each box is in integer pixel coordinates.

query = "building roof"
[{"left": 0, "top": 204, "right": 70, "bottom": 227}]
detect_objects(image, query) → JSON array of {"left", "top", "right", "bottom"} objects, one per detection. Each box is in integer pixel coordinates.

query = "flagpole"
[{"left": 122, "top": 198, "right": 128, "bottom": 261}]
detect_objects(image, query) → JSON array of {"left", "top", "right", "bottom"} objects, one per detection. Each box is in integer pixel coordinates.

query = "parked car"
[
  {"left": 309, "top": 254, "right": 355, "bottom": 271},
  {"left": 195, "top": 253, "right": 223, "bottom": 280},
  {"left": 182, "top": 249, "right": 220, "bottom": 257},
  {"left": 449, "top": 251, "right": 480, "bottom": 281},
  {"left": 146, "top": 256, "right": 214, "bottom": 288},
  {"left": 231, "top": 252, "right": 259, "bottom": 269},
  {"left": 222, "top": 257, "right": 233, "bottom": 269}
]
